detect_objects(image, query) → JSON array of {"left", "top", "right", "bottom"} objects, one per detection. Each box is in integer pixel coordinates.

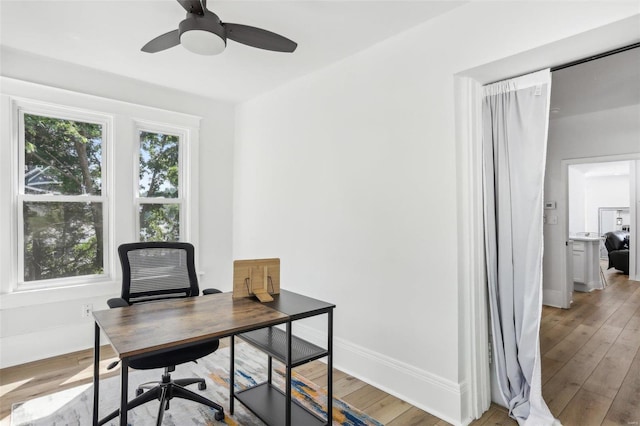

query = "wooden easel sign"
[{"left": 233, "top": 258, "right": 280, "bottom": 302}]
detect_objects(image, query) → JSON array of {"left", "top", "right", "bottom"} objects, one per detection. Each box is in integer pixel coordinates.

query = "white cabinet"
[
  {"left": 572, "top": 242, "right": 586, "bottom": 283},
  {"left": 569, "top": 237, "right": 601, "bottom": 292}
]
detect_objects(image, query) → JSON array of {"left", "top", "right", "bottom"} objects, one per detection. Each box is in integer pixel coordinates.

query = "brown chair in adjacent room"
[{"left": 98, "top": 242, "right": 225, "bottom": 425}]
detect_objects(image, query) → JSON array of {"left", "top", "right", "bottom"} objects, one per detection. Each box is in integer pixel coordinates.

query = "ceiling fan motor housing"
[{"left": 179, "top": 11, "right": 227, "bottom": 55}]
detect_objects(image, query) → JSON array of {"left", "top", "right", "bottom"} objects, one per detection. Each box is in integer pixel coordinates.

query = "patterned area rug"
[{"left": 12, "top": 342, "right": 383, "bottom": 426}]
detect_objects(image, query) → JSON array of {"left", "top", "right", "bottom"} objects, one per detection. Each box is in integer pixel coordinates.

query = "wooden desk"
[
  {"left": 92, "top": 290, "right": 335, "bottom": 426},
  {"left": 92, "top": 293, "right": 288, "bottom": 425}
]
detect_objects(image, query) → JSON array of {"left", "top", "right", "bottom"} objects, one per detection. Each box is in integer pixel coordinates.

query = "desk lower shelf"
[
  {"left": 235, "top": 382, "right": 327, "bottom": 426},
  {"left": 238, "top": 326, "right": 327, "bottom": 367}
]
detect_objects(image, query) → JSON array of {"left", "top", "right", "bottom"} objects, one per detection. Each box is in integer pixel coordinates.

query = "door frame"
[
  {"left": 561, "top": 154, "right": 639, "bottom": 304},
  {"left": 454, "top": 16, "right": 640, "bottom": 422}
]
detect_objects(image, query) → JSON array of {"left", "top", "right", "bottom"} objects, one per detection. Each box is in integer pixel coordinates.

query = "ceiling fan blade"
[
  {"left": 177, "top": 0, "right": 204, "bottom": 15},
  {"left": 141, "top": 29, "right": 181, "bottom": 53},
  {"left": 224, "top": 23, "right": 297, "bottom": 53}
]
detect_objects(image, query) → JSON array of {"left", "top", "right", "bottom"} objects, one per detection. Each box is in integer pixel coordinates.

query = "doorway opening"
[
  {"left": 454, "top": 16, "right": 640, "bottom": 422},
  {"left": 565, "top": 159, "right": 635, "bottom": 301}
]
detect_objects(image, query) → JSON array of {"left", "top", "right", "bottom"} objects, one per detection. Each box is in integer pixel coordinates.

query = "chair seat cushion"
[{"left": 130, "top": 338, "right": 220, "bottom": 370}]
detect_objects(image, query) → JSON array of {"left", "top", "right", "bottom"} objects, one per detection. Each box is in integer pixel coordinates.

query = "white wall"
[
  {"left": 234, "top": 3, "right": 639, "bottom": 424},
  {"left": 568, "top": 167, "right": 587, "bottom": 234},
  {"left": 585, "top": 174, "right": 630, "bottom": 231},
  {"left": 568, "top": 170, "right": 631, "bottom": 234},
  {"left": 0, "top": 47, "right": 235, "bottom": 367},
  {"left": 544, "top": 104, "right": 640, "bottom": 307}
]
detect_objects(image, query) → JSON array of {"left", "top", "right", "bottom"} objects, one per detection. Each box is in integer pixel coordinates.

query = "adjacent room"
[{"left": 1, "top": 1, "right": 639, "bottom": 425}]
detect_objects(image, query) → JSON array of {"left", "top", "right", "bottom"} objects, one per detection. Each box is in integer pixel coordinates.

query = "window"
[
  {"left": 18, "top": 109, "right": 109, "bottom": 286},
  {"left": 2, "top": 84, "right": 199, "bottom": 294},
  {"left": 136, "top": 127, "right": 184, "bottom": 242}
]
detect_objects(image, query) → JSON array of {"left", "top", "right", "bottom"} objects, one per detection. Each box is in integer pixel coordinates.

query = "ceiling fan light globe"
[{"left": 181, "top": 29, "right": 226, "bottom": 55}]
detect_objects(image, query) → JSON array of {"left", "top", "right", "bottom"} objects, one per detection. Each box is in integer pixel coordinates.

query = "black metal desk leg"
[
  {"left": 285, "top": 321, "right": 292, "bottom": 426},
  {"left": 119, "top": 357, "right": 129, "bottom": 426},
  {"left": 327, "top": 310, "right": 333, "bottom": 425},
  {"left": 230, "top": 335, "right": 235, "bottom": 415},
  {"left": 93, "top": 322, "right": 100, "bottom": 426}
]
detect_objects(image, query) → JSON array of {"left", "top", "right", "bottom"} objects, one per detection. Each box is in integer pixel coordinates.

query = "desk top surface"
[
  {"left": 264, "top": 290, "right": 335, "bottom": 320},
  {"left": 93, "top": 290, "right": 334, "bottom": 359},
  {"left": 93, "top": 292, "right": 286, "bottom": 358}
]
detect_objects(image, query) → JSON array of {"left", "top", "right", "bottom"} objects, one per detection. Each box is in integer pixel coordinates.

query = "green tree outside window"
[
  {"left": 138, "top": 131, "right": 181, "bottom": 242},
  {"left": 22, "top": 114, "right": 104, "bottom": 282}
]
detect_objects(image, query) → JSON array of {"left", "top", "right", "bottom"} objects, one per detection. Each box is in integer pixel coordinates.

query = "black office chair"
[{"left": 99, "top": 242, "right": 225, "bottom": 425}]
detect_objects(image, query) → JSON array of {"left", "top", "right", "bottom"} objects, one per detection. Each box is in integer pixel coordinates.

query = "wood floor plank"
[
  {"left": 333, "top": 374, "right": 368, "bottom": 398},
  {"left": 469, "top": 404, "right": 516, "bottom": 425},
  {"left": 292, "top": 359, "right": 327, "bottom": 380},
  {"left": 314, "top": 369, "right": 348, "bottom": 388},
  {"left": 624, "top": 308, "right": 640, "bottom": 332},
  {"left": 541, "top": 356, "right": 565, "bottom": 385},
  {"left": 603, "top": 297, "right": 640, "bottom": 329},
  {"left": 581, "top": 298, "right": 624, "bottom": 328},
  {"left": 540, "top": 307, "right": 567, "bottom": 333},
  {"left": 558, "top": 389, "right": 613, "bottom": 426},
  {"left": 342, "top": 383, "right": 388, "bottom": 411},
  {"left": 365, "top": 393, "right": 412, "bottom": 424},
  {"left": 476, "top": 408, "right": 516, "bottom": 425},
  {"left": 582, "top": 327, "right": 640, "bottom": 399},
  {"left": 387, "top": 406, "right": 448, "bottom": 425},
  {"left": 540, "top": 323, "right": 577, "bottom": 355},
  {"left": 544, "top": 323, "right": 597, "bottom": 362},
  {"left": 601, "top": 346, "right": 640, "bottom": 426},
  {"left": 542, "top": 323, "right": 621, "bottom": 415}
]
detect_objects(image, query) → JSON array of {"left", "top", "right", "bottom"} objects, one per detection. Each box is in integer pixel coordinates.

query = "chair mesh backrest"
[{"left": 119, "top": 242, "right": 199, "bottom": 304}]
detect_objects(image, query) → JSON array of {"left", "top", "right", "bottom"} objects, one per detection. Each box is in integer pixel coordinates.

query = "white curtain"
[{"left": 482, "top": 69, "right": 558, "bottom": 425}]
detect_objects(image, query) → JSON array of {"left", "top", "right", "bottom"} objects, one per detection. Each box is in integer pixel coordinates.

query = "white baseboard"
[{"left": 294, "top": 323, "right": 466, "bottom": 425}]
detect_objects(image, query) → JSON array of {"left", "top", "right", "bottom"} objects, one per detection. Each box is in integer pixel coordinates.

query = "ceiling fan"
[{"left": 142, "top": 0, "right": 297, "bottom": 56}]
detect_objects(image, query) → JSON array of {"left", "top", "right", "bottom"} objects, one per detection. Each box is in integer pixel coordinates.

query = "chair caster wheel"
[
  {"left": 136, "top": 388, "right": 143, "bottom": 396},
  {"left": 215, "top": 410, "right": 224, "bottom": 421},
  {"left": 198, "top": 382, "right": 206, "bottom": 390}
]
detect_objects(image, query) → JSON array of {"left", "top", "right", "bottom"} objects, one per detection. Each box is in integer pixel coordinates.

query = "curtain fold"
[{"left": 482, "top": 69, "right": 558, "bottom": 425}]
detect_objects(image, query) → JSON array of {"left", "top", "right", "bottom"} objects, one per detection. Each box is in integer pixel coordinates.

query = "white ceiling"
[
  {"left": 550, "top": 45, "right": 640, "bottom": 119},
  {"left": 0, "top": 0, "right": 464, "bottom": 102}
]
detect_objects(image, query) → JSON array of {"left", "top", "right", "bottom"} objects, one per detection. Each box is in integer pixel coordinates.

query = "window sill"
[{"left": 0, "top": 280, "right": 120, "bottom": 310}]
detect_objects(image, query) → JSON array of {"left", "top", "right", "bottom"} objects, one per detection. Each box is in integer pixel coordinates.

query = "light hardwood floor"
[{"left": 1, "top": 267, "right": 638, "bottom": 425}]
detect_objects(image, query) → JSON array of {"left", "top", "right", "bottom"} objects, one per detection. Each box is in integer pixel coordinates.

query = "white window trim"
[
  {"left": 0, "top": 77, "right": 201, "bottom": 303},
  {"left": 14, "top": 99, "right": 113, "bottom": 291}
]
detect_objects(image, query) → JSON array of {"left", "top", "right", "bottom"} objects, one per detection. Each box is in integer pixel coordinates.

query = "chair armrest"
[
  {"left": 202, "top": 288, "right": 222, "bottom": 296},
  {"left": 107, "top": 297, "right": 130, "bottom": 308}
]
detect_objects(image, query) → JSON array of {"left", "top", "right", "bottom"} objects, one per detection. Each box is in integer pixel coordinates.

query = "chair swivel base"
[{"left": 98, "top": 372, "right": 225, "bottom": 425}]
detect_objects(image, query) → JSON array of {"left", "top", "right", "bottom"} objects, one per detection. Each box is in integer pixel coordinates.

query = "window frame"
[
  {"left": 15, "top": 101, "right": 112, "bottom": 290},
  {"left": 134, "top": 121, "right": 188, "bottom": 242},
  {"left": 1, "top": 79, "right": 201, "bottom": 299}
]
